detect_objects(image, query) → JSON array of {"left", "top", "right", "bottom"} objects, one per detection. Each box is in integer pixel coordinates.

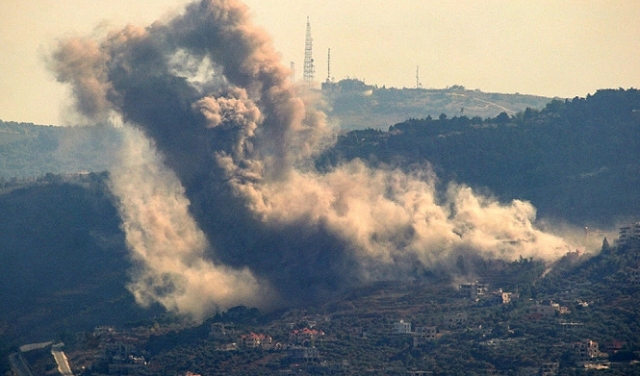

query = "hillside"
[
  {"left": 0, "top": 121, "right": 120, "bottom": 179},
  {"left": 14, "top": 240, "right": 640, "bottom": 375},
  {"left": 322, "top": 81, "right": 554, "bottom": 131},
  {"left": 319, "top": 88, "right": 640, "bottom": 227},
  {"left": 1, "top": 88, "right": 640, "bottom": 374},
  {"left": 0, "top": 173, "right": 161, "bottom": 345},
  {"left": 0, "top": 85, "right": 549, "bottom": 179}
]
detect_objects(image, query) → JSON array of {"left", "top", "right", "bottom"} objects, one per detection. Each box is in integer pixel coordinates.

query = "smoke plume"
[
  {"left": 52, "top": 0, "right": 575, "bottom": 319},
  {"left": 108, "top": 126, "right": 271, "bottom": 318}
]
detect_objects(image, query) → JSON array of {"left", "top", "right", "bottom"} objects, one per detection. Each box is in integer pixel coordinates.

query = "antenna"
[
  {"left": 290, "top": 61, "right": 295, "bottom": 83},
  {"left": 326, "top": 48, "right": 331, "bottom": 83},
  {"left": 303, "top": 17, "right": 315, "bottom": 87},
  {"left": 416, "top": 65, "right": 422, "bottom": 89}
]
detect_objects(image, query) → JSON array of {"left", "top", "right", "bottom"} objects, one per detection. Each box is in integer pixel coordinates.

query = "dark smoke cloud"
[{"left": 52, "top": 0, "right": 576, "bottom": 320}]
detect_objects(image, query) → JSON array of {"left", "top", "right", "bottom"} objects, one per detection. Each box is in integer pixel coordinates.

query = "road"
[
  {"left": 449, "top": 92, "right": 514, "bottom": 114},
  {"left": 52, "top": 345, "right": 75, "bottom": 376}
]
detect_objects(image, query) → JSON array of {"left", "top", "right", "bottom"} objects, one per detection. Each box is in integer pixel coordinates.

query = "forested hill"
[
  {"left": 2, "top": 88, "right": 639, "bottom": 226},
  {"left": 0, "top": 121, "right": 120, "bottom": 179},
  {"left": 318, "top": 88, "right": 640, "bottom": 227}
]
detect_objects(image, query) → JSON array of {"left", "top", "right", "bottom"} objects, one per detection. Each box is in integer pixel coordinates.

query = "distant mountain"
[{"left": 322, "top": 80, "right": 555, "bottom": 131}]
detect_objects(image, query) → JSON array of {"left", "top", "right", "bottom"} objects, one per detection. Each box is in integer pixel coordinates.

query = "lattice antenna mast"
[
  {"left": 290, "top": 61, "right": 295, "bottom": 83},
  {"left": 303, "top": 17, "right": 315, "bottom": 87},
  {"left": 416, "top": 65, "right": 422, "bottom": 89},
  {"left": 326, "top": 48, "right": 331, "bottom": 83}
]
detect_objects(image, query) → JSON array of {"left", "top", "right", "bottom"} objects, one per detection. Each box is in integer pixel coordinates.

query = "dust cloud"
[{"left": 51, "top": 0, "right": 575, "bottom": 319}]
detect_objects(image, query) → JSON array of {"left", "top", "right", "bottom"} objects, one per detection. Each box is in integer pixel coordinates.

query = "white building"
[
  {"left": 616, "top": 222, "right": 640, "bottom": 245},
  {"left": 393, "top": 320, "right": 412, "bottom": 334}
]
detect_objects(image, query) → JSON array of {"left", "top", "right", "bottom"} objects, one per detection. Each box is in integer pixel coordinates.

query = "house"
[
  {"left": 603, "top": 340, "right": 625, "bottom": 355},
  {"left": 239, "top": 332, "right": 272, "bottom": 349},
  {"left": 104, "top": 343, "right": 147, "bottom": 375},
  {"left": 573, "top": 339, "right": 599, "bottom": 362},
  {"left": 210, "top": 322, "right": 235, "bottom": 338},
  {"left": 540, "top": 362, "right": 559, "bottom": 376},
  {"left": 501, "top": 292, "right": 514, "bottom": 304},
  {"left": 460, "top": 282, "right": 488, "bottom": 300},
  {"left": 413, "top": 326, "right": 437, "bottom": 346},
  {"left": 529, "top": 302, "right": 569, "bottom": 319},
  {"left": 442, "top": 312, "right": 468, "bottom": 328},
  {"left": 393, "top": 320, "right": 412, "bottom": 334},
  {"left": 289, "top": 328, "right": 324, "bottom": 345},
  {"left": 289, "top": 346, "right": 320, "bottom": 361}
]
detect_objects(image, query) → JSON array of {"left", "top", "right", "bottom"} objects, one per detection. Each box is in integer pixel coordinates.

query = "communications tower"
[
  {"left": 326, "top": 48, "right": 331, "bottom": 83},
  {"left": 290, "top": 62, "right": 295, "bottom": 83},
  {"left": 303, "top": 17, "right": 315, "bottom": 87}
]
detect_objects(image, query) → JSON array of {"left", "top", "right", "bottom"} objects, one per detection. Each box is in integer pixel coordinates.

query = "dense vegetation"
[
  {"left": 1, "top": 88, "right": 640, "bottom": 374},
  {"left": 0, "top": 173, "right": 161, "bottom": 344},
  {"left": 0, "top": 120, "right": 120, "bottom": 179},
  {"left": 48, "top": 241, "right": 640, "bottom": 375},
  {"left": 0, "top": 86, "right": 548, "bottom": 178},
  {"left": 319, "top": 88, "right": 640, "bottom": 227}
]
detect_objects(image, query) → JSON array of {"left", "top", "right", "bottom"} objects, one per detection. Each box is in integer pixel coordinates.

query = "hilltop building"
[
  {"left": 616, "top": 222, "right": 640, "bottom": 246},
  {"left": 322, "top": 78, "right": 374, "bottom": 95}
]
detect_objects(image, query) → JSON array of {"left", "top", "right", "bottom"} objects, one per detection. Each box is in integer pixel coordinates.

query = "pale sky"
[{"left": 1, "top": 0, "right": 639, "bottom": 125}]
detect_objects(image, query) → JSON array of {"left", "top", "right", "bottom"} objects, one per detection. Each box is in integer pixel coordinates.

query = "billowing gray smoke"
[{"left": 51, "top": 0, "right": 575, "bottom": 320}]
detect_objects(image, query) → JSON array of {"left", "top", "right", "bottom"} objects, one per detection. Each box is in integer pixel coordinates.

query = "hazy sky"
[{"left": 1, "top": 0, "right": 639, "bottom": 125}]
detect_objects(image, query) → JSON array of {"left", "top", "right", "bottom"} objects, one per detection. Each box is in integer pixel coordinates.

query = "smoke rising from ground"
[
  {"left": 52, "top": 0, "right": 575, "bottom": 319},
  {"left": 109, "top": 126, "right": 271, "bottom": 319}
]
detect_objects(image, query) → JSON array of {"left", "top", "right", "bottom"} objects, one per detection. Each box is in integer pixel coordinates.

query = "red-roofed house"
[{"left": 289, "top": 328, "right": 325, "bottom": 346}]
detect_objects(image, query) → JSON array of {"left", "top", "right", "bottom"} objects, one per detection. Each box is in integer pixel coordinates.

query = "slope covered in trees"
[
  {"left": 0, "top": 121, "right": 120, "bottom": 179},
  {"left": 0, "top": 173, "right": 160, "bottom": 344},
  {"left": 23, "top": 240, "right": 640, "bottom": 376},
  {"left": 1, "top": 88, "right": 638, "bottom": 351},
  {"left": 319, "top": 88, "right": 640, "bottom": 227}
]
